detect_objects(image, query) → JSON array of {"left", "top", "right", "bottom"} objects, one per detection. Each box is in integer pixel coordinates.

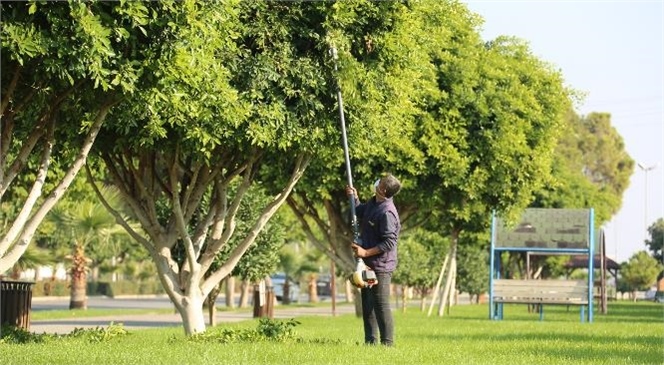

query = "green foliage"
[
  {"left": 645, "top": 218, "right": 664, "bottom": 262},
  {"left": 0, "top": 322, "right": 128, "bottom": 344},
  {"left": 1, "top": 0, "right": 173, "bottom": 277},
  {"left": 456, "top": 234, "right": 489, "bottom": 297},
  {"left": 0, "top": 325, "right": 58, "bottom": 344},
  {"left": 9, "top": 245, "right": 54, "bottom": 278},
  {"left": 3, "top": 0, "right": 636, "bottom": 340},
  {"left": 279, "top": 244, "right": 323, "bottom": 278},
  {"left": 185, "top": 318, "right": 300, "bottom": 344},
  {"left": 532, "top": 111, "right": 634, "bottom": 225},
  {"left": 393, "top": 228, "right": 447, "bottom": 290},
  {"left": 67, "top": 323, "right": 129, "bottom": 343},
  {"left": 420, "top": 34, "right": 571, "bottom": 234},
  {"left": 30, "top": 279, "right": 164, "bottom": 298},
  {"left": 212, "top": 184, "right": 287, "bottom": 283},
  {"left": 620, "top": 251, "right": 662, "bottom": 292},
  {"left": 256, "top": 318, "right": 300, "bottom": 342},
  {"left": 32, "top": 279, "right": 69, "bottom": 297}
]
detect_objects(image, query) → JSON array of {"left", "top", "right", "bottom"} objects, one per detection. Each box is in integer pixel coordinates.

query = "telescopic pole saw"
[
  {"left": 329, "top": 46, "right": 377, "bottom": 288},
  {"left": 329, "top": 46, "right": 360, "bottom": 243}
]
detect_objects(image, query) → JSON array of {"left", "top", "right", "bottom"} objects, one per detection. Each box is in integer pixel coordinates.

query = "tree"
[
  {"left": 284, "top": 0, "right": 469, "bottom": 285},
  {"left": 392, "top": 228, "right": 448, "bottom": 311},
  {"left": 504, "top": 109, "right": 633, "bottom": 282},
  {"left": 286, "top": 2, "right": 573, "bottom": 320},
  {"left": 409, "top": 27, "right": 572, "bottom": 314},
  {"left": 455, "top": 234, "right": 489, "bottom": 304},
  {"left": 620, "top": 251, "right": 662, "bottom": 301},
  {"left": 532, "top": 111, "right": 634, "bottom": 225},
  {"left": 200, "top": 184, "right": 287, "bottom": 325},
  {"left": 645, "top": 218, "right": 664, "bottom": 263},
  {"left": 87, "top": 1, "right": 426, "bottom": 335},
  {"left": 0, "top": 1, "right": 169, "bottom": 273}
]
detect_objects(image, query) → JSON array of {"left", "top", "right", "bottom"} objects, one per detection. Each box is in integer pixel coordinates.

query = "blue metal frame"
[{"left": 489, "top": 208, "right": 595, "bottom": 323}]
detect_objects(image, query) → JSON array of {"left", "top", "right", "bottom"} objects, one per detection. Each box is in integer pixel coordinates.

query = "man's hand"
[
  {"left": 346, "top": 185, "right": 357, "bottom": 198},
  {"left": 351, "top": 243, "right": 366, "bottom": 258}
]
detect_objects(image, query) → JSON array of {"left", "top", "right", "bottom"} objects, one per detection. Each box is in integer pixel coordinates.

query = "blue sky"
[{"left": 463, "top": 1, "right": 664, "bottom": 263}]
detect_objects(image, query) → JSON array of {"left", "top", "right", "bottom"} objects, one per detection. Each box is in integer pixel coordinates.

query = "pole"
[
  {"left": 330, "top": 46, "right": 360, "bottom": 242},
  {"left": 638, "top": 163, "right": 658, "bottom": 241}
]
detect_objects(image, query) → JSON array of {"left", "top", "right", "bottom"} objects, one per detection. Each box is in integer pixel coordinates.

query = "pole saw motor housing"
[{"left": 348, "top": 258, "right": 378, "bottom": 288}]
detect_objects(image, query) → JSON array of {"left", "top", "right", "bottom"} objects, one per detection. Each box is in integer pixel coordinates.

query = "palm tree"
[
  {"left": 46, "top": 186, "right": 123, "bottom": 309},
  {"left": 8, "top": 246, "right": 54, "bottom": 280}
]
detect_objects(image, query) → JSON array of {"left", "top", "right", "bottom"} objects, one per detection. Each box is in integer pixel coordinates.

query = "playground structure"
[{"left": 489, "top": 208, "right": 595, "bottom": 322}]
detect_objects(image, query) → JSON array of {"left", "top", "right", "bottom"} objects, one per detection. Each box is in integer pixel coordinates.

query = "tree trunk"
[
  {"left": 0, "top": 103, "right": 111, "bottom": 274},
  {"left": 175, "top": 294, "right": 206, "bottom": 335},
  {"left": 438, "top": 232, "right": 458, "bottom": 317},
  {"left": 428, "top": 252, "right": 449, "bottom": 316},
  {"left": 239, "top": 280, "right": 250, "bottom": 308},
  {"left": 420, "top": 288, "right": 428, "bottom": 312},
  {"left": 401, "top": 285, "right": 408, "bottom": 313},
  {"left": 224, "top": 276, "right": 236, "bottom": 308},
  {"left": 206, "top": 284, "right": 220, "bottom": 327},
  {"left": 69, "top": 243, "right": 88, "bottom": 310},
  {"left": 353, "top": 288, "right": 362, "bottom": 318},
  {"left": 308, "top": 275, "right": 319, "bottom": 303},
  {"left": 283, "top": 278, "right": 291, "bottom": 305},
  {"left": 345, "top": 280, "right": 354, "bottom": 303},
  {"left": 93, "top": 149, "right": 310, "bottom": 336}
]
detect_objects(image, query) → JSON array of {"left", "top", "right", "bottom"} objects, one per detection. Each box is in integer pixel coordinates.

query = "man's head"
[{"left": 375, "top": 173, "right": 401, "bottom": 200}]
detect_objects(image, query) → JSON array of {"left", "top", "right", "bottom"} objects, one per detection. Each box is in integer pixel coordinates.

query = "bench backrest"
[{"left": 493, "top": 279, "right": 589, "bottom": 304}]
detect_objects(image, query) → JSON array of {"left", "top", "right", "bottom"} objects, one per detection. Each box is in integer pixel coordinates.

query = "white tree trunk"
[
  {"left": 176, "top": 292, "right": 206, "bottom": 334},
  {"left": 438, "top": 241, "right": 457, "bottom": 317},
  {"left": 428, "top": 252, "right": 449, "bottom": 316},
  {"left": 0, "top": 104, "right": 111, "bottom": 273}
]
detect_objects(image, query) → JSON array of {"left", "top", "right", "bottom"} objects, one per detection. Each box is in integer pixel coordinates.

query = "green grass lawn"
[
  {"left": 30, "top": 307, "right": 177, "bottom": 320},
  {"left": 2, "top": 301, "right": 662, "bottom": 365}
]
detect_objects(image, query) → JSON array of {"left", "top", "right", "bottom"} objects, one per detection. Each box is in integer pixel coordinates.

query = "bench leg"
[
  {"left": 493, "top": 303, "right": 504, "bottom": 320},
  {"left": 539, "top": 304, "right": 543, "bottom": 321},
  {"left": 580, "top": 306, "right": 585, "bottom": 323}
]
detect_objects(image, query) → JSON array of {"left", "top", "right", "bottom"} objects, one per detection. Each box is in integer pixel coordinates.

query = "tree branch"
[{"left": 201, "top": 153, "right": 311, "bottom": 296}]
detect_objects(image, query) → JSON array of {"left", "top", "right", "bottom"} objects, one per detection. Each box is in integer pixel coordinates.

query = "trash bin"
[{"left": 0, "top": 280, "right": 35, "bottom": 330}]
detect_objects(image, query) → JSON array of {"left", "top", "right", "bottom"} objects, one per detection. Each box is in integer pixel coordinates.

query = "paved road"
[{"left": 29, "top": 296, "right": 356, "bottom": 334}]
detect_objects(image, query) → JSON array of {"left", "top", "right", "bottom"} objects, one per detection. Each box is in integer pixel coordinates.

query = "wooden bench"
[{"left": 491, "top": 279, "right": 589, "bottom": 322}]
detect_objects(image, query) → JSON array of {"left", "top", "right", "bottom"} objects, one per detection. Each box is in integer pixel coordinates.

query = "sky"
[{"left": 462, "top": 1, "right": 664, "bottom": 263}]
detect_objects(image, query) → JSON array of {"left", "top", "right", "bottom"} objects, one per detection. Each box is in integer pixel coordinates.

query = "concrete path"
[{"left": 28, "top": 297, "right": 357, "bottom": 334}]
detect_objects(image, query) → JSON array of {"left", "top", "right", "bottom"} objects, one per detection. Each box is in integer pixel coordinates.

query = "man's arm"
[
  {"left": 352, "top": 212, "right": 398, "bottom": 258},
  {"left": 352, "top": 244, "right": 381, "bottom": 258}
]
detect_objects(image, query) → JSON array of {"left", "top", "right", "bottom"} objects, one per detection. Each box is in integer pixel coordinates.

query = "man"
[{"left": 346, "top": 173, "right": 402, "bottom": 346}]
